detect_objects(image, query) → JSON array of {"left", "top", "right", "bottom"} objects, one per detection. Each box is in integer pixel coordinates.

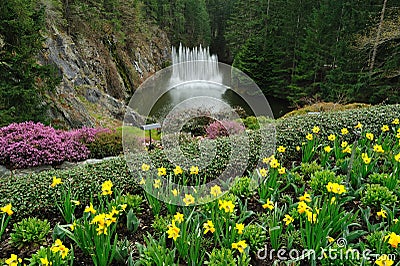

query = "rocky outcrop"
[{"left": 40, "top": 22, "right": 170, "bottom": 128}]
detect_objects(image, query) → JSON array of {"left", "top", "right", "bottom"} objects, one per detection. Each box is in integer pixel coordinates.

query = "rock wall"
[{"left": 40, "top": 19, "right": 170, "bottom": 128}]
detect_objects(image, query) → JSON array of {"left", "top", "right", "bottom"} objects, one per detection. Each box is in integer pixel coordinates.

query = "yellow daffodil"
[
  {"left": 377, "top": 209, "right": 387, "bottom": 218},
  {"left": 167, "top": 223, "right": 180, "bottom": 241},
  {"left": 373, "top": 144, "right": 384, "bottom": 153},
  {"left": 306, "top": 133, "right": 313, "bottom": 141},
  {"left": 375, "top": 254, "right": 394, "bottom": 266},
  {"left": 139, "top": 178, "right": 145, "bottom": 185},
  {"left": 235, "top": 223, "right": 245, "bottom": 234},
  {"left": 153, "top": 179, "right": 161, "bottom": 189},
  {"left": 141, "top": 163, "right": 150, "bottom": 171},
  {"left": 101, "top": 180, "right": 113, "bottom": 195},
  {"left": 219, "top": 200, "right": 235, "bottom": 213},
  {"left": 341, "top": 128, "right": 349, "bottom": 135},
  {"left": 386, "top": 232, "right": 400, "bottom": 248},
  {"left": 210, "top": 185, "right": 222, "bottom": 197},
  {"left": 381, "top": 125, "right": 389, "bottom": 132},
  {"left": 366, "top": 133, "right": 374, "bottom": 141},
  {"left": 259, "top": 168, "right": 268, "bottom": 177},
  {"left": 1, "top": 203, "right": 13, "bottom": 216},
  {"left": 305, "top": 210, "right": 317, "bottom": 223},
  {"left": 232, "top": 240, "right": 247, "bottom": 253},
  {"left": 362, "top": 153, "right": 371, "bottom": 164},
  {"left": 203, "top": 220, "right": 215, "bottom": 234},
  {"left": 84, "top": 203, "right": 96, "bottom": 214},
  {"left": 270, "top": 158, "right": 280, "bottom": 169},
  {"left": 190, "top": 166, "right": 199, "bottom": 175},
  {"left": 173, "top": 212, "right": 184, "bottom": 223},
  {"left": 395, "top": 153, "right": 400, "bottom": 162},
  {"left": 51, "top": 176, "right": 62, "bottom": 188},
  {"left": 324, "top": 146, "right": 332, "bottom": 153},
  {"left": 69, "top": 221, "right": 76, "bottom": 231},
  {"left": 296, "top": 146, "right": 301, "bottom": 151},
  {"left": 297, "top": 201, "right": 311, "bottom": 214},
  {"left": 5, "top": 254, "right": 22, "bottom": 266},
  {"left": 183, "top": 194, "right": 195, "bottom": 206},
  {"left": 171, "top": 189, "right": 179, "bottom": 196},
  {"left": 71, "top": 200, "right": 80, "bottom": 205},
  {"left": 341, "top": 141, "right": 348, "bottom": 148},
  {"left": 312, "top": 126, "right": 320, "bottom": 134},
  {"left": 327, "top": 236, "right": 335, "bottom": 243},
  {"left": 325, "top": 196, "right": 333, "bottom": 205},
  {"left": 39, "top": 257, "right": 50, "bottom": 266},
  {"left": 262, "top": 199, "right": 274, "bottom": 210},
  {"left": 283, "top": 214, "right": 294, "bottom": 225},
  {"left": 328, "top": 134, "right": 336, "bottom": 141},
  {"left": 355, "top": 122, "right": 363, "bottom": 129},
  {"left": 299, "top": 192, "right": 312, "bottom": 203},
  {"left": 157, "top": 167, "right": 166, "bottom": 176},
  {"left": 173, "top": 166, "right": 183, "bottom": 175},
  {"left": 392, "top": 118, "right": 399, "bottom": 125},
  {"left": 277, "top": 145, "right": 286, "bottom": 153},
  {"left": 278, "top": 167, "right": 286, "bottom": 175},
  {"left": 342, "top": 146, "right": 352, "bottom": 154}
]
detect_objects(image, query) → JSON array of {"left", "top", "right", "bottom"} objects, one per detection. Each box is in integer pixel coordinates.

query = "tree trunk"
[{"left": 369, "top": 0, "right": 388, "bottom": 73}]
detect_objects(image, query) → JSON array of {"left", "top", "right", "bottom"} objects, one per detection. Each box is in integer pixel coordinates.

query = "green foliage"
[
  {"left": 230, "top": 176, "right": 255, "bottom": 198},
  {"left": 114, "top": 237, "right": 135, "bottom": 263},
  {"left": 116, "top": 193, "right": 143, "bottom": 214},
  {"left": 136, "top": 233, "right": 177, "bottom": 266},
  {"left": 276, "top": 104, "right": 400, "bottom": 162},
  {"left": 309, "top": 170, "right": 343, "bottom": 195},
  {"left": 10, "top": 217, "right": 51, "bottom": 249},
  {"left": 242, "top": 224, "right": 267, "bottom": 252},
  {"left": 0, "top": 157, "right": 139, "bottom": 220},
  {"left": 151, "top": 215, "right": 170, "bottom": 236},
  {"left": 361, "top": 184, "right": 397, "bottom": 208},
  {"left": 300, "top": 162, "right": 323, "bottom": 180},
  {"left": 0, "top": 0, "right": 59, "bottom": 126},
  {"left": 205, "top": 247, "right": 237, "bottom": 266},
  {"left": 86, "top": 131, "right": 123, "bottom": 159}
]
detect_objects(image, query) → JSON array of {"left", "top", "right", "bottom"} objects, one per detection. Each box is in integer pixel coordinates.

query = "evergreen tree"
[{"left": 0, "top": 0, "right": 59, "bottom": 126}]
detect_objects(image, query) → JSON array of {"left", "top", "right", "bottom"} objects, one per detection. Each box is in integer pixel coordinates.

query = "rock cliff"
[{"left": 39, "top": 1, "right": 171, "bottom": 128}]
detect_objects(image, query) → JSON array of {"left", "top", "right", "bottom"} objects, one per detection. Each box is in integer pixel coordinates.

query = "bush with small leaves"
[
  {"left": 151, "top": 215, "right": 170, "bottom": 236},
  {"left": 230, "top": 176, "right": 256, "bottom": 198},
  {"left": 300, "top": 162, "right": 323, "bottom": 180},
  {"left": 310, "top": 170, "right": 344, "bottom": 195},
  {"left": 242, "top": 224, "right": 267, "bottom": 252},
  {"left": 10, "top": 217, "right": 51, "bottom": 249},
  {"left": 205, "top": 247, "right": 237, "bottom": 266},
  {"left": 361, "top": 184, "right": 397, "bottom": 208},
  {"left": 117, "top": 193, "right": 143, "bottom": 214},
  {"left": 206, "top": 120, "right": 245, "bottom": 139}
]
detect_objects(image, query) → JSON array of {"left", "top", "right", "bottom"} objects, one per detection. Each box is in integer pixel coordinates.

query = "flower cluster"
[
  {"left": 50, "top": 239, "right": 69, "bottom": 259},
  {"left": 0, "top": 122, "right": 109, "bottom": 168}
]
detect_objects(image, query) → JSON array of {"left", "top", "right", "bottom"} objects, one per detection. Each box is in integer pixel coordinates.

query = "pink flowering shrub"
[
  {"left": 0, "top": 122, "right": 110, "bottom": 169},
  {"left": 206, "top": 120, "right": 245, "bottom": 139}
]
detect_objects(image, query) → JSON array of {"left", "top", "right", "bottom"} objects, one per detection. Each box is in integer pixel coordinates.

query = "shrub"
[
  {"left": 117, "top": 193, "right": 143, "bottom": 214},
  {"left": 300, "top": 162, "right": 323, "bottom": 179},
  {"left": 0, "top": 157, "right": 139, "bottom": 220},
  {"left": 276, "top": 104, "right": 400, "bottom": 162},
  {"left": 0, "top": 122, "right": 111, "bottom": 169},
  {"left": 242, "top": 224, "right": 267, "bottom": 252},
  {"left": 206, "top": 120, "right": 245, "bottom": 139},
  {"left": 230, "top": 176, "right": 256, "bottom": 198},
  {"left": 361, "top": 184, "right": 397, "bottom": 208},
  {"left": 85, "top": 130, "right": 123, "bottom": 158},
  {"left": 10, "top": 217, "right": 50, "bottom": 249},
  {"left": 205, "top": 247, "right": 237, "bottom": 266},
  {"left": 310, "top": 170, "right": 344, "bottom": 195}
]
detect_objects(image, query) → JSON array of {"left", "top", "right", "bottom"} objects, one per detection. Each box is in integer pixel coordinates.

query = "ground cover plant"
[{"left": 1, "top": 104, "right": 400, "bottom": 265}]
